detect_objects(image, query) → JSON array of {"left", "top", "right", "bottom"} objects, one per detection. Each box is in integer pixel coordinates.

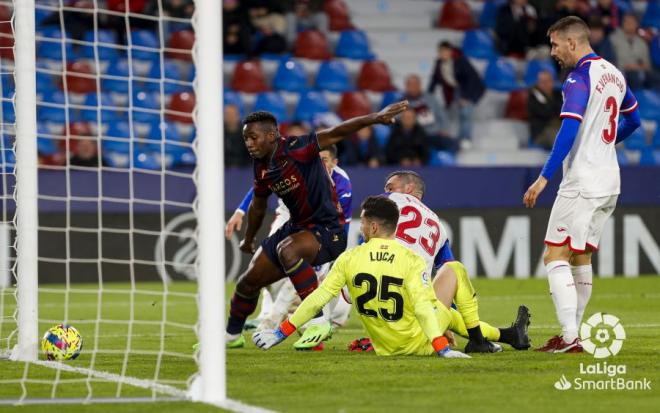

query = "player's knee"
[
  {"left": 543, "top": 246, "right": 571, "bottom": 264},
  {"left": 276, "top": 238, "right": 299, "bottom": 268}
]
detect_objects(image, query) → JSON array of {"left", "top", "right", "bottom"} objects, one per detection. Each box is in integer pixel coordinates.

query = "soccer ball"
[{"left": 41, "top": 324, "right": 83, "bottom": 361}]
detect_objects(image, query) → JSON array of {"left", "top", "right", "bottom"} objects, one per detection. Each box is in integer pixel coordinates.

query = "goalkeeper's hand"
[{"left": 252, "top": 328, "right": 288, "bottom": 350}]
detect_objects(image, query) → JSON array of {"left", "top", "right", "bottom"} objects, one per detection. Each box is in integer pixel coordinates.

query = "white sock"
[
  {"left": 572, "top": 265, "right": 593, "bottom": 328},
  {"left": 255, "top": 288, "right": 273, "bottom": 321},
  {"left": 546, "top": 260, "right": 578, "bottom": 343}
]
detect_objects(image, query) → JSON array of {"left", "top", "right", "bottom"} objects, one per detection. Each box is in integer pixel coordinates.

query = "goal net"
[{"left": 0, "top": 0, "right": 228, "bottom": 407}]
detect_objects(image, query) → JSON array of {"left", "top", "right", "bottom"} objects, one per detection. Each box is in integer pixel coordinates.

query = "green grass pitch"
[{"left": 1, "top": 277, "right": 659, "bottom": 412}]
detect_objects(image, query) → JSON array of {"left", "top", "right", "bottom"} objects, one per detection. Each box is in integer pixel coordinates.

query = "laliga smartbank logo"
[{"left": 553, "top": 313, "right": 652, "bottom": 392}]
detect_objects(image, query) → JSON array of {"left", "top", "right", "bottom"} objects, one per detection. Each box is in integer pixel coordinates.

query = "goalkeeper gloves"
[
  {"left": 433, "top": 336, "right": 471, "bottom": 359},
  {"left": 252, "top": 320, "right": 296, "bottom": 350}
]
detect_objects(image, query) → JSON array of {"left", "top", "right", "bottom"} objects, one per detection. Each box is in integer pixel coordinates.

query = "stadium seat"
[
  {"left": 335, "top": 30, "right": 374, "bottom": 60},
  {"left": 253, "top": 92, "right": 289, "bottom": 123},
  {"left": 230, "top": 60, "right": 269, "bottom": 93},
  {"left": 639, "top": 148, "right": 660, "bottom": 166},
  {"left": 524, "top": 59, "right": 557, "bottom": 87},
  {"left": 373, "top": 124, "right": 391, "bottom": 147},
  {"left": 623, "top": 128, "right": 648, "bottom": 150},
  {"left": 37, "top": 123, "right": 61, "bottom": 156},
  {"left": 80, "top": 92, "right": 118, "bottom": 123},
  {"left": 438, "top": 0, "right": 476, "bottom": 31},
  {"left": 166, "top": 30, "right": 194, "bottom": 61},
  {"left": 293, "top": 30, "right": 332, "bottom": 60},
  {"left": 41, "top": 90, "right": 66, "bottom": 105},
  {"left": 223, "top": 90, "right": 245, "bottom": 116},
  {"left": 1, "top": 75, "right": 13, "bottom": 98},
  {"left": 479, "top": 0, "right": 505, "bottom": 29},
  {"left": 129, "top": 29, "right": 159, "bottom": 61},
  {"left": 641, "top": 1, "right": 660, "bottom": 28},
  {"left": 429, "top": 150, "right": 456, "bottom": 166},
  {"left": 504, "top": 90, "right": 529, "bottom": 121},
  {"left": 323, "top": 0, "right": 354, "bottom": 31},
  {"left": 102, "top": 59, "right": 130, "bottom": 94},
  {"left": 64, "top": 61, "right": 97, "bottom": 94},
  {"left": 294, "top": 91, "right": 330, "bottom": 122},
  {"left": 484, "top": 58, "right": 523, "bottom": 91},
  {"left": 462, "top": 30, "right": 497, "bottom": 60},
  {"left": 272, "top": 59, "right": 309, "bottom": 92},
  {"left": 356, "top": 61, "right": 395, "bottom": 92},
  {"left": 145, "top": 61, "right": 188, "bottom": 94},
  {"left": 651, "top": 35, "right": 660, "bottom": 68},
  {"left": 635, "top": 89, "right": 660, "bottom": 121},
  {"left": 146, "top": 119, "right": 181, "bottom": 145},
  {"left": 2, "top": 100, "right": 14, "bottom": 123},
  {"left": 0, "top": 32, "right": 13, "bottom": 60},
  {"left": 79, "top": 30, "right": 120, "bottom": 60},
  {"left": 380, "top": 90, "right": 403, "bottom": 109},
  {"left": 337, "top": 91, "right": 371, "bottom": 120},
  {"left": 166, "top": 91, "right": 195, "bottom": 123},
  {"left": 37, "top": 38, "right": 75, "bottom": 61},
  {"left": 315, "top": 60, "right": 352, "bottom": 92}
]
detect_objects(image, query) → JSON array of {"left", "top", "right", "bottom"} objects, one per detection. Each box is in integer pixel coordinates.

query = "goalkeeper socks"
[
  {"left": 547, "top": 260, "right": 578, "bottom": 343},
  {"left": 227, "top": 292, "right": 259, "bottom": 335},
  {"left": 498, "top": 326, "right": 516, "bottom": 345},
  {"left": 572, "top": 265, "right": 593, "bottom": 328},
  {"left": 467, "top": 326, "right": 486, "bottom": 344},
  {"left": 448, "top": 308, "right": 499, "bottom": 341}
]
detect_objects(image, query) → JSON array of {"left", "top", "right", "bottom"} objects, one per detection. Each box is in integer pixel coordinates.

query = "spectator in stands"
[
  {"left": 385, "top": 108, "right": 429, "bottom": 167},
  {"left": 338, "top": 126, "right": 385, "bottom": 168},
  {"left": 224, "top": 0, "right": 253, "bottom": 55},
  {"left": 285, "top": 0, "right": 328, "bottom": 46},
  {"left": 70, "top": 138, "right": 103, "bottom": 167},
  {"left": 527, "top": 70, "right": 562, "bottom": 149},
  {"left": 429, "top": 43, "right": 484, "bottom": 148},
  {"left": 589, "top": 19, "right": 615, "bottom": 63},
  {"left": 610, "top": 14, "right": 660, "bottom": 90},
  {"left": 591, "top": 0, "right": 620, "bottom": 34},
  {"left": 224, "top": 104, "right": 251, "bottom": 167},
  {"left": 248, "top": 0, "right": 288, "bottom": 54},
  {"left": 495, "top": 0, "right": 540, "bottom": 57}
]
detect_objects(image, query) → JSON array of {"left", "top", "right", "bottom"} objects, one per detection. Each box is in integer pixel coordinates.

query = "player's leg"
[
  {"left": 226, "top": 248, "right": 287, "bottom": 346},
  {"left": 433, "top": 261, "right": 502, "bottom": 353},
  {"left": 448, "top": 306, "right": 531, "bottom": 350}
]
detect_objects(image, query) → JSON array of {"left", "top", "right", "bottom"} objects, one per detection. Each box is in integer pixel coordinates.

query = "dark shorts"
[{"left": 261, "top": 221, "right": 347, "bottom": 272}]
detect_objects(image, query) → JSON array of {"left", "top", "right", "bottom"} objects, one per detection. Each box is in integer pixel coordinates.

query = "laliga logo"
[{"left": 579, "top": 312, "right": 626, "bottom": 359}]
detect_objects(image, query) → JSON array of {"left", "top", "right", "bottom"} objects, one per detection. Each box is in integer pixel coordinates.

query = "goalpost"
[{"left": 0, "top": 0, "right": 260, "bottom": 409}]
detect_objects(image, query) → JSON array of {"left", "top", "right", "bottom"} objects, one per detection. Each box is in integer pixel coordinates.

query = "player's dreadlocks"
[{"left": 386, "top": 170, "right": 426, "bottom": 198}]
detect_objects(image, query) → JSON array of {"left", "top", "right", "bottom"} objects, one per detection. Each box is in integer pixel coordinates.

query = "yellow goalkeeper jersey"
[{"left": 289, "top": 237, "right": 445, "bottom": 356}]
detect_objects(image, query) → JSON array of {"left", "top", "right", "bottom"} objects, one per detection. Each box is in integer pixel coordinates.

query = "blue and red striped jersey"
[{"left": 252, "top": 132, "right": 344, "bottom": 228}]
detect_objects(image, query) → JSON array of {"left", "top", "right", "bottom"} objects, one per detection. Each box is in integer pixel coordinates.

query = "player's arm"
[
  {"left": 616, "top": 87, "right": 641, "bottom": 143},
  {"left": 316, "top": 101, "right": 409, "bottom": 149},
  {"left": 524, "top": 73, "right": 589, "bottom": 208},
  {"left": 406, "top": 257, "right": 469, "bottom": 358},
  {"left": 225, "top": 188, "right": 254, "bottom": 240},
  {"left": 240, "top": 193, "right": 268, "bottom": 254},
  {"left": 252, "top": 253, "right": 348, "bottom": 350}
]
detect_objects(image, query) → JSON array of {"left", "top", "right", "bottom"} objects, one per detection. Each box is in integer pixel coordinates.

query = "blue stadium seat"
[
  {"left": 132, "top": 90, "right": 159, "bottom": 109},
  {"left": 294, "top": 91, "right": 329, "bottom": 122},
  {"left": 102, "top": 151, "right": 130, "bottom": 168},
  {"left": 80, "top": 92, "right": 119, "bottom": 123},
  {"left": 636, "top": 89, "right": 660, "bottom": 121},
  {"left": 641, "top": 0, "right": 660, "bottom": 28},
  {"left": 315, "top": 60, "right": 352, "bottom": 92},
  {"left": 35, "top": 8, "right": 51, "bottom": 26},
  {"left": 639, "top": 148, "right": 660, "bottom": 166},
  {"left": 102, "top": 59, "right": 130, "bottom": 93},
  {"left": 223, "top": 90, "right": 245, "bottom": 116},
  {"left": 479, "top": 0, "right": 505, "bottom": 29},
  {"left": 79, "top": 30, "right": 120, "bottom": 60},
  {"left": 1, "top": 146, "right": 15, "bottom": 172},
  {"left": 145, "top": 61, "right": 187, "bottom": 94},
  {"left": 106, "top": 121, "right": 131, "bottom": 140},
  {"left": 335, "top": 30, "right": 374, "bottom": 60},
  {"left": 38, "top": 104, "right": 67, "bottom": 124},
  {"left": 462, "top": 30, "right": 497, "bottom": 59},
  {"left": 133, "top": 150, "right": 168, "bottom": 170},
  {"left": 484, "top": 58, "right": 523, "bottom": 91},
  {"left": 1, "top": 75, "right": 14, "bottom": 98},
  {"left": 429, "top": 149, "right": 456, "bottom": 166},
  {"left": 524, "top": 59, "right": 557, "bottom": 86},
  {"left": 380, "top": 90, "right": 403, "bottom": 109},
  {"left": 273, "top": 59, "right": 309, "bottom": 92},
  {"left": 373, "top": 124, "right": 391, "bottom": 147},
  {"left": 41, "top": 90, "right": 66, "bottom": 104},
  {"left": 36, "top": 63, "right": 57, "bottom": 95},
  {"left": 130, "top": 30, "right": 160, "bottom": 61},
  {"left": 146, "top": 120, "right": 181, "bottom": 144},
  {"left": 37, "top": 123, "right": 60, "bottom": 156},
  {"left": 1, "top": 100, "right": 14, "bottom": 123},
  {"left": 253, "top": 92, "right": 289, "bottom": 122},
  {"left": 37, "top": 39, "right": 75, "bottom": 61},
  {"left": 651, "top": 35, "right": 660, "bottom": 68},
  {"left": 623, "top": 128, "right": 647, "bottom": 150}
]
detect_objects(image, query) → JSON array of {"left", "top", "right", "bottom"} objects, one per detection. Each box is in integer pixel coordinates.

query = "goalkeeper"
[{"left": 253, "top": 196, "right": 470, "bottom": 358}]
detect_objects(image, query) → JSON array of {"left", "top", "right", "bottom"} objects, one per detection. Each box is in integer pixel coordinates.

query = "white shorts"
[{"left": 544, "top": 194, "right": 618, "bottom": 252}]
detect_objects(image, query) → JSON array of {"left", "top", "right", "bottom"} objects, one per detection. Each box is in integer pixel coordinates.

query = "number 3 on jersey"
[
  {"left": 395, "top": 205, "right": 440, "bottom": 256},
  {"left": 602, "top": 96, "right": 618, "bottom": 144}
]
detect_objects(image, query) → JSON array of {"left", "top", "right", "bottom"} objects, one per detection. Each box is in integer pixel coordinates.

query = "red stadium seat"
[
  {"left": 230, "top": 60, "right": 269, "bottom": 93},
  {"left": 293, "top": 30, "right": 332, "bottom": 60},
  {"left": 356, "top": 60, "right": 395, "bottom": 92},
  {"left": 438, "top": 0, "right": 475, "bottom": 31},
  {"left": 66, "top": 121, "right": 93, "bottom": 154},
  {"left": 323, "top": 0, "right": 354, "bottom": 31},
  {"left": 337, "top": 91, "right": 371, "bottom": 120},
  {"left": 0, "top": 5, "right": 13, "bottom": 60},
  {"left": 167, "top": 30, "right": 194, "bottom": 61},
  {"left": 167, "top": 91, "right": 195, "bottom": 123},
  {"left": 505, "top": 90, "right": 529, "bottom": 121},
  {"left": 63, "top": 61, "right": 97, "bottom": 94},
  {"left": 107, "top": 0, "right": 147, "bottom": 13}
]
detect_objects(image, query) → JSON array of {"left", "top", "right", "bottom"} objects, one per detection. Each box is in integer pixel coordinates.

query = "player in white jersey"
[
  {"left": 384, "top": 171, "right": 531, "bottom": 353},
  {"left": 523, "top": 17, "right": 641, "bottom": 353}
]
